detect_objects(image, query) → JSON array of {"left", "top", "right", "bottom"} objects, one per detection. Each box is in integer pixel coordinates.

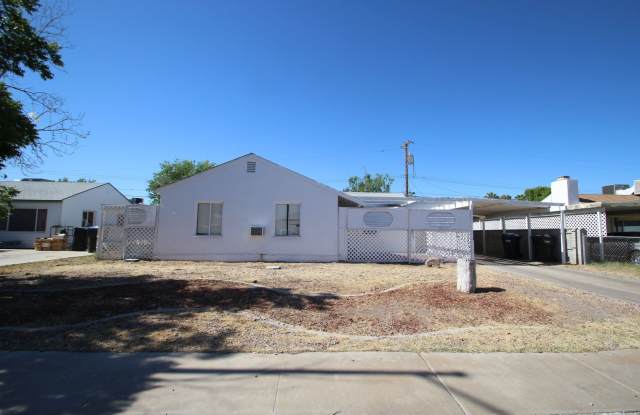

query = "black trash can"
[
  {"left": 532, "top": 233, "right": 556, "bottom": 262},
  {"left": 86, "top": 228, "right": 98, "bottom": 253},
  {"left": 501, "top": 232, "right": 522, "bottom": 259},
  {"left": 72, "top": 227, "right": 88, "bottom": 251}
]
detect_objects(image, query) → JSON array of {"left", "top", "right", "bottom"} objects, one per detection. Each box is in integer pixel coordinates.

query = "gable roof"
[
  {"left": 156, "top": 153, "right": 361, "bottom": 205},
  {"left": 0, "top": 181, "right": 112, "bottom": 201}
]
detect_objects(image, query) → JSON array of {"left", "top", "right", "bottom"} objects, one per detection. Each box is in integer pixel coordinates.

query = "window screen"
[
  {"left": 275, "top": 204, "right": 300, "bottom": 236},
  {"left": 196, "top": 203, "right": 222, "bottom": 235},
  {"left": 6, "top": 209, "right": 47, "bottom": 232}
]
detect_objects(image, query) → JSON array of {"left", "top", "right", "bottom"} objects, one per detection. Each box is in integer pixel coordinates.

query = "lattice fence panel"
[
  {"left": 346, "top": 229, "right": 409, "bottom": 263},
  {"left": 413, "top": 231, "right": 473, "bottom": 261},
  {"left": 586, "top": 236, "right": 640, "bottom": 263},
  {"left": 124, "top": 227, "right": 156, "bottom": 260},
  {"left": 483, "top": 219, "right": 502, "bottom": 230},
  {"left": 565, "top": 212, "right": 607, "bottom": 237},
  {"left": 98, "top": 206, "right": 126, "bottom": 259},
  {"left": 530, "top": 215, "right": 560, "bottom": 230},
  {"left": 504, "top": 217, "right": 527, "bottom": 230}
]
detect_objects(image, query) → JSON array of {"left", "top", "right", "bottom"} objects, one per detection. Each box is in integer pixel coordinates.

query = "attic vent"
[
  {"left": 363, "top": 211, "right": 393, "bottom": 228},
  {"left": 247, "top": 161, "right": 256, "bottom": 173}
]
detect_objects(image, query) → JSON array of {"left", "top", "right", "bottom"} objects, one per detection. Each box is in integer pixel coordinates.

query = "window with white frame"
[
  {"left": 82, "top": 211, "right": 95, "bottom": 227},
  {"left": 196, "top": 202, "right": 222, "bottom": 235},
  {"left": 275, "top": 204, "right": 300, "bottom": 236}
]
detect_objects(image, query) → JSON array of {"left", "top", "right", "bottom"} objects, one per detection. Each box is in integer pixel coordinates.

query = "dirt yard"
[
  {"left": 573, "top": 262, "right": 640, "bottom": 280},
  {"left": 1, "top": 256, "right": 639, "bottom": 353}
]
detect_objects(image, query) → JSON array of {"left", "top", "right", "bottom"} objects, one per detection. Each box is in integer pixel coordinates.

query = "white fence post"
[
  {"left": 526, "top": 214, "right": 533, "bottom": 261},
  {"left": 559, "top": 208, "right": 566, "bottom": 264},
  {"left": 469, "top": 201, "right": 475, "bottom": 260},
  {"left": 406, "top": 208, "right": 412, "bottom": 264},
  {"left": 597, "top": 209, "right": 605, "bottom": 262},
  {"left": 481, "top": 220, "right": 487, "bottom": 256}
]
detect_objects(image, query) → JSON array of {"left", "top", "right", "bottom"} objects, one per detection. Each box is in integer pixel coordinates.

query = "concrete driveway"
[
  {"left": 0, "top": 350, "right": 638, "bottom": 414},
  {"left": 0, "top": 249, "right": 92, "bottom": 267},
  {"left": 478, "top": 256, "right": 640, "bottom": 305}
]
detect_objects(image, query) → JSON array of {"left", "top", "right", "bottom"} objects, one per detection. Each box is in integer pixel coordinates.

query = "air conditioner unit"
[{"left": 250, "top": 226, "right": 265, "bottom": 237}]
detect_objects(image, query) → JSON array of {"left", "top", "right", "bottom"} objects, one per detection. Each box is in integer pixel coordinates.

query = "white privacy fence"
[
  {"left": 340, "top": 207, "right": 474, "bottom": 263},
  {"left": 97, "top": 205, "right": 157, "bottom": 260}
]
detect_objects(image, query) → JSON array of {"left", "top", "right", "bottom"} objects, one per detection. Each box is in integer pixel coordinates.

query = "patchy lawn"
[
  {"left": 1, "top": 258, "right": 639, "bottom": 353},
  {"left": 574, "top": 262, "right": 640, "bottom": 280}
]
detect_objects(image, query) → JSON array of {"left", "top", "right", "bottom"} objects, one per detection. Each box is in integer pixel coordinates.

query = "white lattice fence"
[
  {"left": 475, "top": 211, "right": 605, "bottom": 236},
  {"left": 344, "top": 207, "right": 473, "bottom": 263},
  {"left": 530, "top": 215, "right": 560, "bottom": 230},
  {"left": 346, "top": 229, "right": 409, "bottom": 263},
  {"left": 412, "top": 231, "right": 473, "bottom": 261},
  {"left": 564, "top": 212, "right": 607, "bottom": 237},
  {"left": 98, "top": 205, "right": 156, "bottom": 260}
]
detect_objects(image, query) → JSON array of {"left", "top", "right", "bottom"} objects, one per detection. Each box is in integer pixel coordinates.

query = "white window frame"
[
  {"left": 82, "top": 210, "right": 95, "bottom": 227},
  {"left": 274, "top": 202, "right": 301, "bottom": 237},
  {"left": 194, "top": 201, "right": 223, "bottom": 237}
]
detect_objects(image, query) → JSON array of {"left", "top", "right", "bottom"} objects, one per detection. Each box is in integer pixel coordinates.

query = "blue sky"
[{"left": 3, "top": 0, "right": 639, "bottom": 200}]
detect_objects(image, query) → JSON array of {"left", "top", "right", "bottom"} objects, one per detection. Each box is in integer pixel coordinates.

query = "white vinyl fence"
[
  {"left": 340, "top": 207, "right": 474, "bottom": 263},
  {"left": 97, "top": 205, "right": 157, "bottom": 260}
]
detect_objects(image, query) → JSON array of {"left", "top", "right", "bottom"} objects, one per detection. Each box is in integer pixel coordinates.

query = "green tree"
[
  {"left": 485, "top": 192, "right": 512, "bottom": 200},
  {"left": 515, "top": 186, "right": 551, "bottom": 201},
  {"left": 57, "top": 177, "right": 96, "bottom": 183},
  {"left": 344, "top": 174, "right": 394, "bottom": 193},
  {"left": 0, "top": 0, "right": 87, "bottom": 170},
  {"left": 0, "top": 185, "right": 19, "bottom": 221},
  {"left": 147, "top": 160, "right": 215, "bottom": 204}
]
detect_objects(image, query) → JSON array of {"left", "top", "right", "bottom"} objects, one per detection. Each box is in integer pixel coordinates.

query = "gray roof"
[{"left": 0, "top": 181, "right": 106, "bottom": 201}]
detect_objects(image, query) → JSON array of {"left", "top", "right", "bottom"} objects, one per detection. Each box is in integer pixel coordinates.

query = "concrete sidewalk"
[
  {"left": 478, "top": 257, "right": 640, "bottom": 305},
  {"left": 1, "top": 351, "right": 639, "bottom": 414},
  {"left": 0, "top": 249, "right": 92, "bottom": 267}
]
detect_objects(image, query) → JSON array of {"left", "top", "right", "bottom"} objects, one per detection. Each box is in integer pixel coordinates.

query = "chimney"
[
  {"left": 633, "top": 180, "right": 640, "bottom": 195},
  {"left": 550, "top": 176, "right": 579, "bottom": 206}
]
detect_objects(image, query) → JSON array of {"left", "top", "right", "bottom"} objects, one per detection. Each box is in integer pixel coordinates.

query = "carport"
[{"left": 467, "top": 199, "right": 607, "bottom": 264}]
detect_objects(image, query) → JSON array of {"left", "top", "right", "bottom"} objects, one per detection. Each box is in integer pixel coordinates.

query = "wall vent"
[
  {"left": 247, "top": 161, "right": 256, "bottom": 173},
  {"left": 363, "top": 211, "right": 393, "bottom": 227}
]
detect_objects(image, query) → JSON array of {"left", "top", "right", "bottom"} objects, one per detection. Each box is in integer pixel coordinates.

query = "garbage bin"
[
  {"left": 86, "top": 228, "right": 98, "bottom": 253},
  {"left": 501, "top": 232, "right": 522, "bottom": 259},
  {"left": 532, "top": 233, "right": 556, "bottom": 262},
  {"left": 72, "top": 227, "right": 88, "bottom": 251}
]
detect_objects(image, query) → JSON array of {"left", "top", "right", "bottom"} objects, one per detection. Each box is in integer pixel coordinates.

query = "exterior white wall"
[
  {"left": 0, "top": 201, "right": 62, "bottom": 247},
  {"left": 154, "top": 155, "right": 340, "bottom": 262},
  {"left": 60, "top": 184, "right": 130, "bottom": 228}
]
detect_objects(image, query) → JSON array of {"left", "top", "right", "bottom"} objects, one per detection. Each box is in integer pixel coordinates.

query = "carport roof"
[{"left": 407, "top": 197, "right": 561, "bottom": 217}]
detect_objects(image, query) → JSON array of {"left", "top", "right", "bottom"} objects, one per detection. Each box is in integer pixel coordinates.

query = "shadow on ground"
[{"left": 0, "top": 350, "right": 511, "bottom": 415}]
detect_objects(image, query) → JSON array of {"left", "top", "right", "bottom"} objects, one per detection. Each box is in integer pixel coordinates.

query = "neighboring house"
[
  {"left": 0, "top": 180, "right": 131, "bottom": 247},
  {"left": 543, "top": 176, "right": 640, "bottom": 235},
  {"left": 154, "top": 154, "right": 360, "bottom": 262}
]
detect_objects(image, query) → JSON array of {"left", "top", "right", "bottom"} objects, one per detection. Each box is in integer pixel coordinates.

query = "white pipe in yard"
[
  {"left": 597, "top": 210, "right": 605, "bottom": 262},
  {"left": 559, "top": 208, "right": 566, "bottom": 264}
]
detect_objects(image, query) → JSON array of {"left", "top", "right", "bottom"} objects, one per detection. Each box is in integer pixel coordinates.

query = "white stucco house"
[
  {"left": 154, "top": 153, "right": 360, "bottom": 262},
  {"left": 0, "top": 180, "right": 130, "bottom": 247}
]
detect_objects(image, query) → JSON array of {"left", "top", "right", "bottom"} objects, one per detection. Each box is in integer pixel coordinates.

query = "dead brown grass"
[{"left": 1, "top": 258, "right": 639, "bottom": 353}]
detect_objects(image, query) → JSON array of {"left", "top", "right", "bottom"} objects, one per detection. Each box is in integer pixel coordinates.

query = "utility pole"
[{"left": 402, "top": 140, "right": 414, "bottom": 196}]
